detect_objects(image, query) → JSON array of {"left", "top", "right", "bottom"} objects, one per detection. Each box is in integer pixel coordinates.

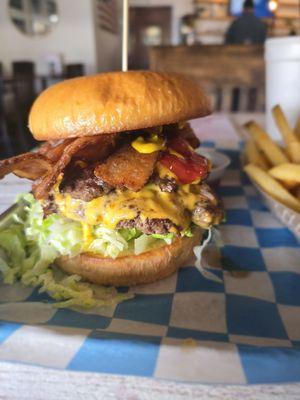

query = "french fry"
[
  {"left": 287, "top": 141, "right": 300, "bottom": 164},
  {"left": 271, "top": 141, "right": 294, "bottom": 187},
  {"left": 269, "top": 163, "right": 300, "bottom": 183},
  {"left": 290, "top": 185, "right": 300, "bottom": 200},
  {"left": 272, "top": 105, "right": 297, "bottom": 143},
  {"left": 244, "top": 121, "right": 288, "bottom": 166},
  {"left": 282, "top": 147, "right": 292, "bottom": 161},
  {"left": 244, "top": 164, "right": 300, "bottom": 213},
  {"left": 272, "top": 105, "right": 300, "bottom": 163},
  {"left": 282, "top": 180, "right": 299, "bottom": 190},
  {"left": 295, "top": 117, "right": 300, "bottom": 140},
  {"left": 245, "top": 139, "right": 269, "bottom": 170}
]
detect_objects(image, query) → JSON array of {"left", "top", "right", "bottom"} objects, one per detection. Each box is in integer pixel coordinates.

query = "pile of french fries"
[{"left": 244, "top": 105, "right": 300, "bottom": 213}]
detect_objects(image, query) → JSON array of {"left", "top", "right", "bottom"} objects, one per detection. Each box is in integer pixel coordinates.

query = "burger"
[{"left": 0, "top": 71, "right": 223, "bottom": 289}]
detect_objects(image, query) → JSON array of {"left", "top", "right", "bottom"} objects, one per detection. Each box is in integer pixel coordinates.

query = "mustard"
[{"left": 131, "top": 134, "right": 165, "bottom": 154}]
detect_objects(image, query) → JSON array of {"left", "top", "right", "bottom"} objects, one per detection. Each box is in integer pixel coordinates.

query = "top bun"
[{"left": 29, "top": 71, "right": 211, "bottom": 141}]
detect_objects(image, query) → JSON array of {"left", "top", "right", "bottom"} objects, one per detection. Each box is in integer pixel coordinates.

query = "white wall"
[
  {"left": 129, "top": 0, "right": 194, "bottom": 44},
  {"left": 0, "top": 0, "right": 194, "bottom": 75},
  {"left": 0, "top": 0, "right": 97, "bottom": 75},
  {"left": 92, "top": 0, "right": 121, "bottom": 72},
  {"left": 94, "top": 29, "right": 121, "bottom": 71}
]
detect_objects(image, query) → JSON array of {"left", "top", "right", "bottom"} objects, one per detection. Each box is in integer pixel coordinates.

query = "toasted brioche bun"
[
  {"left": 29, "top": 71, "right": 211, "bottom": 141},
  {"left": 56, "top": 228, "right": 203, "bottom": 286}
]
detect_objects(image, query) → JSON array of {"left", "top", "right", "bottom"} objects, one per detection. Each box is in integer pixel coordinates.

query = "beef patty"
[
  {"left": 60, "top": 161, "right": 178, "bottom": 203},
  {"left": 151, "top": 175, "right": 178, "bottom": 193},
  {"left": 56, "top": 164, "right": 223, "bottom": 234},
  {"left": 42, "top": 194, "right": 58, "bottom": 216},
  {"left": 191, "top": 184, "right": 224, "bottom": 229},
  {"left": 118, "top": 184, "right": 223, "bottom": 234},
  {"left": 117, "top": 216, "right": 176, "bottom": 235},
  {"left": 59, "top": 164, "right": 113, "bottom": 202}
]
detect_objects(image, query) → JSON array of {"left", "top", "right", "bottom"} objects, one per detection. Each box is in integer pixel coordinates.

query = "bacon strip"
[
  {"left": 0, "top": 153, "right": 52, "bottom": 181},
  {"left": 33, "top": 134, "right": 116, "bottom": 199},
  {"left": 37, "top": 139, "right": 74, "bottom": 163},
  {"left": 0, "top": 139, "right": 74, "bottom": 182},
  {"left": 165, "top": 123, "right": 200, "bottom": 149},
  {"left": 180, "top": 123, "right": 200, "bottom": 149},
  {"left": 94, "top": 143, "right": 158, "bottom": 191}
]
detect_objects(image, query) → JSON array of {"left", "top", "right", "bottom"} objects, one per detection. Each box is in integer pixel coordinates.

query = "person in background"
[
  {"left": 180, "top": 14, "right": 197, "bottom": 46},
  {"left": 225, "top": 0, "right": 266, "bottom": 44}
]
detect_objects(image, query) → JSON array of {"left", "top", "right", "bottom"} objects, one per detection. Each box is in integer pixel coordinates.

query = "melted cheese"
[
  {"left": 82, "top": 223, "right": 94, "bottom": 251},
  {"left": 54, "top": 182, "right": 200, "bottom": 232},
  {"left": 155, "top": 163, "right": 177, "bottom": 180}
]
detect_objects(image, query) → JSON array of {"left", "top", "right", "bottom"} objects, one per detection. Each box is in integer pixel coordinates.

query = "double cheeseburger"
[{"left": 0, "top": 71, "right": 223, "bottom": 286}]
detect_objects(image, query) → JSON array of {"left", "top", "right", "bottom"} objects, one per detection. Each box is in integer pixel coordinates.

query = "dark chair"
[
  {"left": 12, "top": 61, "right": 35, "bottom": 78},
  {"left": 0, "top": 76, "right": 37, "bottom": 158},
  {"left": 65, "top": 63, "right": 85, "bottom": 78},
  {"left": 12, "top": 61, "right": 36, "bottom": 106},
  {"left": 0, "top": 78, "right": 14, "bottom": 158}
]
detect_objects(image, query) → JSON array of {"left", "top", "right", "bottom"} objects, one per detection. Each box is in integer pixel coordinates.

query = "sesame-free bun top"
[{"left": 29, "top": 71, "right": 211, "bottom": 141}]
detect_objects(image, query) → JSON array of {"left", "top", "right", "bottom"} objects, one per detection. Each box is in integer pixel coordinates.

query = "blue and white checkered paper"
[{"left": 0, "top": 144, "right": 299, "bottom": 384}]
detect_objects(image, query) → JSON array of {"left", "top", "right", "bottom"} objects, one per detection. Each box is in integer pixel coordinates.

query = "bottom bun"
[{"left": 56, "top": 228, "right": 203, "bottom": 286}]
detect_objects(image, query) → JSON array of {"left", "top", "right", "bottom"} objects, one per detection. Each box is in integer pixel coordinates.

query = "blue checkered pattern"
[{"left": 0, "top": 142, "right": 299, "bottom": 384}]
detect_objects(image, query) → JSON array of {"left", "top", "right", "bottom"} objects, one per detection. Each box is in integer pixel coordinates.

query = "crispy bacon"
[
  {"left": 165, "top": 123, "right": 200, "bottom": 149},
  {"left": 73, "top": 138, "right": 115, "bottom": 162},
  {"left": 179, "top": 123, "right": 200, "bottom": 149},
  {"left": 37, "top": 139, "right": 74, "bottom": 163},
  {"left": 0, "top": 124, "right": 200, "bottom": 200},
  {"left": 0, "top": 153, "right": 52, "bottom": 181},
  {"left": 33, "top": 134, "right": 116, "bottom": 199},
  {"left": 0, "top": 140, "right": 75, "bottom": 182},
  {"left": 94, "top": 143, "right": 158, "bottom": 191}
]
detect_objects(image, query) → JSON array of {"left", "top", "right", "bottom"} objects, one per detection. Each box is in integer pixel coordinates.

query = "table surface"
[{"left": 0, "top": 113, "right": 299, "bottom": 400}]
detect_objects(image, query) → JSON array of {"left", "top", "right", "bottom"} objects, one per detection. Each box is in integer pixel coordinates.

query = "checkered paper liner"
[{"left": 0, "top": 144, "right": 300, "bottom": 385}]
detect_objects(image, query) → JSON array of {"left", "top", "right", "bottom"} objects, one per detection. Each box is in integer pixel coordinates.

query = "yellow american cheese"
[
  {"left": 81, "top": 223, "right": 94, "bottom": 251},
  {"left": 54, "top": 182, "right": 200, "bottom": 234}
]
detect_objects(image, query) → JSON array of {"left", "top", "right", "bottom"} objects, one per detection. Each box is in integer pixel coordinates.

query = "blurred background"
[{"left": 0, "top": 0, "right": 299, "bottom": 157}]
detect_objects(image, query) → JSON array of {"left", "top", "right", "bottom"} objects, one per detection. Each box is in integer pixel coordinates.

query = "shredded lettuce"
[
  {"left": 118, "top": 228, "right": 142, "bottom": 241},
  {"left": 182, "top": 226, "right": 194, "bottom": 237},
  {"left": 152, "top": 227, "right": 194, "bottom": 240},
  {"left": 0, "top": 224, "right": 27, "bottom": 284},
  {"left": 90, "top": 226, "right": 129, "bottom": 258},
  {"left": 0, "top": 195, "right": 132, "bottom": 308},
  {"left": 134, "top": 234, "right": 159, "bottom": 255},
  {"left": 151, "top": 233, "right": 174, "bottom": 240}
]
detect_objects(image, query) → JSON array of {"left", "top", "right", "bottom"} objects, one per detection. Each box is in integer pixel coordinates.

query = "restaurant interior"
[
  {"left": 1, "top": 1, "right": 300, "bottom": 396},
  {"left": 0, "top": 0, "right": 299, "bottom": 159}
]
